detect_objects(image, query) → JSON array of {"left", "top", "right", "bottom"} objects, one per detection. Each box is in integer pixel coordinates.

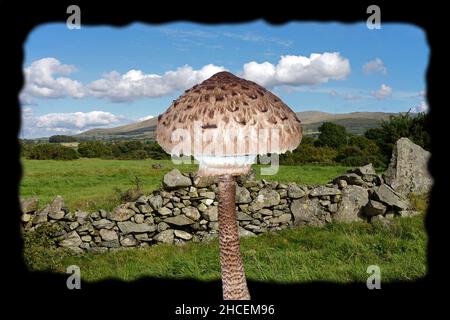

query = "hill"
[{"left": 76, "top": 111, "right": 395, "bottom": 140}]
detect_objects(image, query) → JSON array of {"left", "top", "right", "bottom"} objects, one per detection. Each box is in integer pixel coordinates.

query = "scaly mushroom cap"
[{"left": 155, "top": 71, "right": 302, "bottom": 176}]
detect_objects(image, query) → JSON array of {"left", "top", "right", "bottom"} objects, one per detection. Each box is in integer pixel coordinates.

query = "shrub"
[
  {"left": 49, "top": 135, "right": 77, "bottom": 143},
  {"left": 28, "top": 143, "right": 79, "bottom": 160},
  {"left": 78, "top": 140, "right": 112, "bottom": 158},
  {"left": 315, "top": 122, "right": 348, "bottom": 149}
]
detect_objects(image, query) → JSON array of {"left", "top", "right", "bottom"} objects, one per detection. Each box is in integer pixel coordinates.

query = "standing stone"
[
  {"left": 154, "top": 229, "right": 174, "bottom": 243},
  {"left": 290, "top": 198, "right": 330, "bottom": 227},
  {"left": 383, "top": 137, "right": 433, "bottom": 196},
  {"left": 333, "top": 185, "right": 369, "bottom": 223},
  {"left": 108, "top": 204, "right": 135, "bottom": 222},
  {"left": 163, "top": 169, "right": 192, "bottom": 189}
]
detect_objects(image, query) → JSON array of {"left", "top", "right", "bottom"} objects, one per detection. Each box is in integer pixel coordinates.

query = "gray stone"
[
  {"left": 120, "top": 235, "right": 138, "bottom": 247},
  {"left": 48, "top": 210, "right": 65, "bottom": 220},
  {"left": 158, "top": 207, "right": 172, "bottom": 216},
  {"left": 21, "top": 213, "right": 32, "bottom": 223},
  {"left": 174, "top": 230, "right": 193, "bottom": 240},
  {"left": 192, "top": 174, "right": 219, "bottom": 188},
  {"left": 21, "top": 197, "right": 39, "bottom": 214},
  {"left": 201, "top": 206, "right": 218, "bottom": 222},
  {"left": 138, "top": 204, "right": 153, "bottom": 214},
  {"left": 198, "top": 203, "right": 208, "bottom": 212},
  {"left": 336, "top": 179, "right": 348, "bottom": 189},
  {"left": 236, "top": 168, "right": 256, "bottom": 185},
  {"left": 334, "top": 185, "right": 369, "bottom": 223},
  {"left": 49, "top": 195, "right": 67, "bottom": 213},
  {"left": 136, "top": 195, "right": 148, "bottom": 204},
  {"left": 199, "top": 191, "right": 215, "bottom": 200},
  {"left": 259, "top": 209, "right": 273, "bottom": 216},
  {"left": 290, "top": 198, "right": 330, "bottom": 227},
  {"left": 287, "top": 183, "right": 305, "bottom": 198},
  {"left": 383, "top": 137, "right": 433, "bottom": 196},
  {"left": 92, "top": 219, "right": 115, "bottom": 229},
  {"left": 373, "top": 184, "right": 409, "bottom": 210},
  {"left": 81, "top": 235, "right": 92, "bottom": 242},
  {"left": 157, "top": 221, "right": 170, "bottom": 232},
  {"left": 134, "top": 214, "right": 145, "bottom": 224},
  {"left": 108, "top": 204, "right": 135, "bottom": 222},
  {"left": 100, "top": 240, "right": 120, "bottom": 248},
  {"left": 154, "top": 229, "right": 174, "bottom": 243},
  {"left": 163, "top": 169, "right": 192, "bottom": 189},
  {"left": 182, "top": 207, "right": 201, "bottom": 221},
  {"left": 69, "top": 222, "right": 80, "bottom": 230},
  {"left": 271, "top": 213, "right": 292, "bottom": 224},
  {"left": 238, "top": 226, "right": 256, "bottom": 238},
  {"left": 328, "top": 203, "right": 338, "bottom": 213},
  {"left": 164, "top": 215, "right": 195, "bottom": 226},
  {"left": 309, "top": 186, "right": 341, "bottom": 197},
  {"left": 250, "top": 188, "right": 280, "bottom": 210},
  {"left": 364, "top": 199, "right": 387, "bottom": 217},
  {"left": 117, "top": 221, "right": 157, "bottom": 234},
  {"left": 237, "top": 212, "right": 253, "bottom": 221},
  {"left": 351, "top": 163, "right": 376, "bottom": 176},
  {"left": 148, "top": 195, "right": 163, "bottom": 210},
  {"left": 32, "top": 205, "right": 49, "bottom": 225},
  {"left": 75, "top": 211, "right": 90, "bottom": 224},
  {"left": 59, "top": 231, "right": 82, "bottom": 247},
  {"left": 99, "top": 229, "right": 118, "bottom": 241},
  {"left": 235, "top": 186, "right": 252, "bottom": 204},
  {"left": 370, "top": 215, "right": 394, "bottom": 228},
  {"left": 332, "top": 173, "right": 367, "bottom": 187}
]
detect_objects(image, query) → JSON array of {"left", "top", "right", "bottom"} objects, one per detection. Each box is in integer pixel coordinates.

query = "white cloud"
[
  {"left": 372, "top": 84, "right": 392, "bottom": 100},
  {"left": 21, "top": 57, "right": 86, "bottom": 104},
  {"left": 138, "top": 115, "right": 155, "bottom": 121},
  {"left": 241, "top": 52, "right": 350, "bottom": 87},
  {"left": 33, "top": 111, "right": 125, "bottom": 135},
  {"left": 411, "top": 101, "right": 428, "bottom": 113},
  {"left": 363, "top": 58, "right": 387, "bottom": 75}
]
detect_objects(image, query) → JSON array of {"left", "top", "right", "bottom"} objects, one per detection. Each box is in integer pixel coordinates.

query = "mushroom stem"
[{"left": 218, "top": 174, "right": 251, "bottom": 300}]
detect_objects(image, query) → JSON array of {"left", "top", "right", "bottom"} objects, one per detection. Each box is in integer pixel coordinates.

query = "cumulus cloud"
[
  {"left": 21, "top": 57, "right": 86, "bottom": 103},
  {"left": 241, "top": 52, "right": 350, "bottom": 87},
  {"left": 372, "top": 84, "right": 392, "bottom": 100},
  {"left": 138, "top": 115, "right": 155, "bottom": 121},
  {"left": 34, "top": 111, "right": 124, "bottom": 134},
  {"left": 22, "top": 54, "right": 350, "bottom": 104},
  {"left": 363, "top": 58, "right": 387, "bottom": 75},
  {"left": 88, "top": 64, "right": 226, "bottom": 102},
  {"left": 411, "top": 101, "right": 428, "bottom": 113}
]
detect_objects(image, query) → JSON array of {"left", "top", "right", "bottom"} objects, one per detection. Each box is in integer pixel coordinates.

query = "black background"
[{"left": 1, "top": 1, "right": 446, "bottom": 317}]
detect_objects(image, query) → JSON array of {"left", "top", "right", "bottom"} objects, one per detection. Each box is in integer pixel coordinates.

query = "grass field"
[
  {"left": 21, "top": 157, "right": 427, "bottom": 284},
  {"left": 20, "top": 158, "right": 352, "bottom": 211},
  {"left": 28, "top": 214, "right": 426, "bottom": 283}
]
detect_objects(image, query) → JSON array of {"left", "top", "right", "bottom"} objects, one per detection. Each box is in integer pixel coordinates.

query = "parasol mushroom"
[{"left": 155, "top": 71, "right": 302, "bottom": 300}]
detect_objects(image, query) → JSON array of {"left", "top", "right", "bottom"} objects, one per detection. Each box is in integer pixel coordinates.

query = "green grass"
[
  {"left": 41, "top": 214, "right": 426, "bottom": 283},
  {"left": 20, "top": 158, "right": 352, "bottom": 211}
]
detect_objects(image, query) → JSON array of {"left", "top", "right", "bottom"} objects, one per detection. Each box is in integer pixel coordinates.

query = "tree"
[
  {"left": 315, "top": 122, "right": 348, "bottom": 149},
  {"left": 49, "top": 135, "right": 77, "bottom": 143},
  {"left": 28, "top": 143, "right": 79, "bottom": 160},
  {"left": 78, "top": 141, "right": 112, "bottom": 158},
  {"left": 365, "top": 112, "right": 430, "bottom": 163}
]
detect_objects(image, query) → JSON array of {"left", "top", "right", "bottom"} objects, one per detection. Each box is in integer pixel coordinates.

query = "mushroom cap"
[{"left": 155, "top": 71, "right": 302, "bottom": 161}]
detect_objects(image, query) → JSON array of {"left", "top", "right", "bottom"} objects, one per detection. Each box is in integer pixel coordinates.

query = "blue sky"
[{"left": 21, "top": 21, "right": 429, "bottom": 138}]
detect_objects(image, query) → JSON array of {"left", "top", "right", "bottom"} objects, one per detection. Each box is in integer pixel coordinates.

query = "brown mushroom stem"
[{"left": 218, "top": 174, "right": 251, "bottom": 300}]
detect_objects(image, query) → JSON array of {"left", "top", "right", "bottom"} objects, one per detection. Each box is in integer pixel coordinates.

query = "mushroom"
[{"left": 155, "top": 71, "right": 302, "bottom": 300}]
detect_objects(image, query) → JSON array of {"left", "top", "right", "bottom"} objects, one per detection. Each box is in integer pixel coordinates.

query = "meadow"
[{"left": 20, "top": 158, "right": 352, "bottom": 211}]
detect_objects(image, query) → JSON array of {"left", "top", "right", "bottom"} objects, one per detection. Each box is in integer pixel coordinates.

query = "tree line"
[{"left": 20, "top": 113, "right": 430, "bottom": 168}]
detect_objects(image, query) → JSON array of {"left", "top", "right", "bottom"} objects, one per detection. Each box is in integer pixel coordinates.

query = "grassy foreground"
[
  {"left": 29, "top": 214, "right": 426, "bottom": 283},
  {"left": 20, "top": 158, "right": 351, "bottom": 211}
]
